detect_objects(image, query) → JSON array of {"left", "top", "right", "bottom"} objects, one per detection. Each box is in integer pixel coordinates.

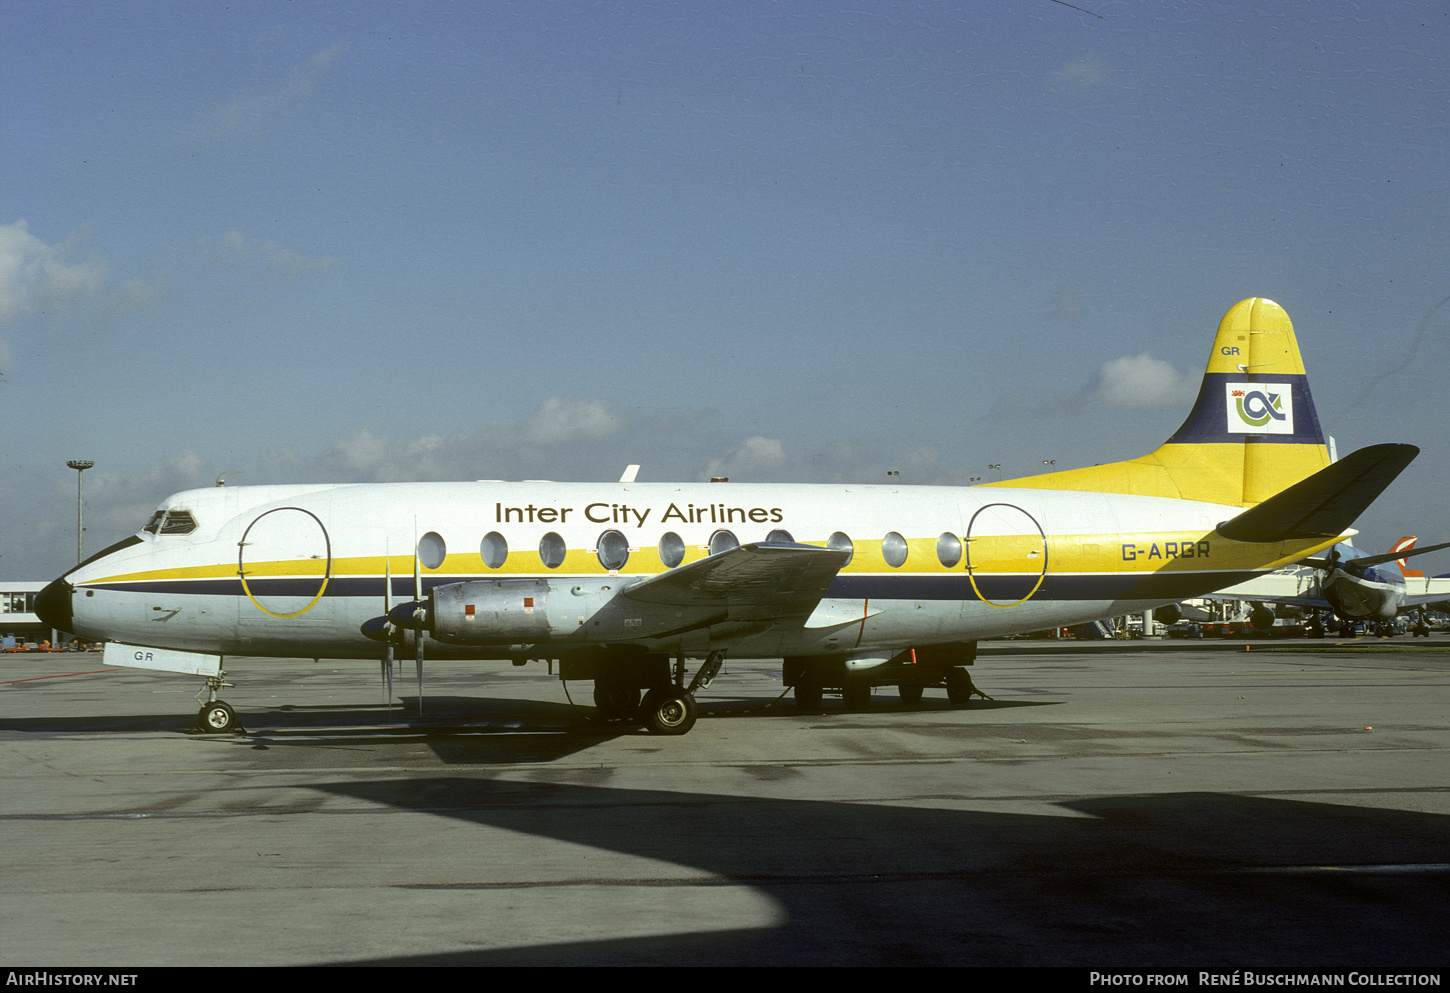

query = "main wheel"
[
  {"left": 593, "top": 684, "right": 641, "bottom": 720},
  {"left": 198, "top": 700, "right": 236, "bottom": 733},
  {"left": 898, "top": 683, "right": 924, "bottom": 705},
  {"left": 793, "top": 670, "right": 823, "bottom": 711},
  {"left": 640, "top": 687, "right": 697, "bottom": 735},
  {"left": 945, "top": 668, "right": 975, "bottom": 704}
]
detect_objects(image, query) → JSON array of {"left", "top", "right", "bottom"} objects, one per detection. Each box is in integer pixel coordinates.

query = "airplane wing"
[
  {"left": 623, "top": 541, "right": 851, "bottom": 614},
  {"left": 1202, "top": 591, "right": 1333, "bottom": 610},
  {"left": 1201, "top": 569, "right": 1325, "bottom": 608},
  {"left": 1402, "top": 575, "right": 1450, "bottom": 609}
]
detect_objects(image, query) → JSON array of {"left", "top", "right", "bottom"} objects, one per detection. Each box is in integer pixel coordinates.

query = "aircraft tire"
[
  {"left": 898, "top": 683, "right": 924, "bottom": 705},
  {"left": 593, "top": 684, "right": 641, "bottom": 720},
  {"left": 198, "top": 700, "right": 236, "bottom": 734},
  {"left": 842, "top": 681, "right": 871, "bottom": 710},
  {"left": 945, "top": 668, "right": 974, "bottom": 705},
  {"left": 793, "top": 671, "right": 823, "bottom": 711},
  {"left": 640, "top": 687, "right": 697, "bottom": 735}
]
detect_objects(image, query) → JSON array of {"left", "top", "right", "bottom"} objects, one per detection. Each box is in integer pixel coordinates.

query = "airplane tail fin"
[
  {"left": 1392, "top": 536, "right": 1425, "bottom": 578},
  {"left": 988, "top": 297, "right": 1332, "bottom": 507}
]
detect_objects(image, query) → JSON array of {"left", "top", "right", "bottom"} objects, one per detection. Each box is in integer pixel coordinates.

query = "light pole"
[{"left": 66, "top": 460, "right": 94, "bottom": 564}]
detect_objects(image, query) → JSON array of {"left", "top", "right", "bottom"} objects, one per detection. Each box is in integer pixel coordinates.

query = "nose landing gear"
[{"left": 194, "top": 670, "right": 241, "bottom": 734}]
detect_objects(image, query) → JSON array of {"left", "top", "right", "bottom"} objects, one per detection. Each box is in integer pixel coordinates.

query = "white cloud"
[
  {"left": 1053, "top": 53, "right": 1114, "bottom": 89},
  {"left": 0, "top": 220, "right": 109, "bottom": 325},
  {"left": 204, "top": 230, "right": 337, "bottom": 280},
  {"left": 705, "top": 435, "right": 788, "bottom": 480},
  {"left": 524, "top": 398, "right": 618, "bottom": 445},
  {"left": 308, "top": 398, "right": 626, "bottom": 483},
  {"left": 1083, "top": 352, "right": 1195, "bottom": 408},
  {"left": 191, "top": 42, "right": 349, "bottom": 141}
]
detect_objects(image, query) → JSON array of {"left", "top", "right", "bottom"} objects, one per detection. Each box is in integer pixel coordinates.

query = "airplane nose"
[{"left": 35, "top": 578, "right": 74, "bottom": 633}]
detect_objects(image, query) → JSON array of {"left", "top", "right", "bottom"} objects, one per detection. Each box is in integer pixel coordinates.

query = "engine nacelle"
[{"left": 429, "top": 579, "right": 552, "bottom": 644}]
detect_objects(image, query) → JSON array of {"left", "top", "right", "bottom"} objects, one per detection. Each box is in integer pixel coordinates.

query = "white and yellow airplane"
[{"left": 35, "top": 298, "right": 1419, "bottom": 736}]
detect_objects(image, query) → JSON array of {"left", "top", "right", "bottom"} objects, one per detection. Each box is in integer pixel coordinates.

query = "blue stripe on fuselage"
[{"left": 86, "top": 570, "right": 1262, "bottom": 605}]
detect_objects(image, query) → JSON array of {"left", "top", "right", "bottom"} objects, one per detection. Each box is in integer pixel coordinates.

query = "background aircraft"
[{"left": 1194, "top": 536, "right": 1450, "bottom": 636}]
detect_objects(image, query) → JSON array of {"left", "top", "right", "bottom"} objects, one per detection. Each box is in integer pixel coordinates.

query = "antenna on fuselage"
[
  {"left": 619, "top": 464, "right": 640, "bottom": 483},
  {"left": 215, "top": 471, "right": 242, "bottom": 487}
]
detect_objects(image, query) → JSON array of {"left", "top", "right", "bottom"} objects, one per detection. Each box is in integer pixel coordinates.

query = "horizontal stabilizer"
[
  {"left": 1218, "top": 444, "right": 1418, "bottom": 542},
  {"left": 623, "top": 541, "right": 849, "bottom": 610},
  {"left": 1300, "top": 538, "right": 1450, "bottom": 572}
]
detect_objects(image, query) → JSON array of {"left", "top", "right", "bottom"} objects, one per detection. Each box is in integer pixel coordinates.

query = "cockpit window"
[
  {"left": 156, "top": 510, "right": 198, "bottom": 536},
  {"left": 142, "top": 511, "right": 165, "bottom": 535}
]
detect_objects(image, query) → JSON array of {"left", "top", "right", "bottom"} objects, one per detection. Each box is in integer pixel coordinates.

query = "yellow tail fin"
[{"left": 987, "top": 298, "right": 1331, "bottom": 507}]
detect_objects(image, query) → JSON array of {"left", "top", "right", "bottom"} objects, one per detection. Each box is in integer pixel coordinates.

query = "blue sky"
[{"left": 3, "top": 1, "right": 1448, "bottom": 580}]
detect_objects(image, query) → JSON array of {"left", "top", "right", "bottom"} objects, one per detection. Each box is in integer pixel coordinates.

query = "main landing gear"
[
  {"left": 576, "top": 650, "right": 726, "bottom": 736},
  {"left": 786, "top": 644, "right": 992, "bottom": 711},
  {"left": 194, "top": 670, "right": 240, "bottom": 734}
]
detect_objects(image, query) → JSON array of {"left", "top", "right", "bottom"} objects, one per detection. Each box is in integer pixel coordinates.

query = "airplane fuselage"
[
  {"left": 1319, "top": 545, "right": 1406, "bottom": 622},
  {"left": 45, "top": 479, "right": 1340, "bottom": 662}
]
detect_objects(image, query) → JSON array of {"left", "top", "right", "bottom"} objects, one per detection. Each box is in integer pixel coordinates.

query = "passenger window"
[
  {"left": 828, "top": 531, "right": 854, "bottom": 565},
  {"left": 659, "top": 532, "right": 686, "bottom": 568},
  {"left": 596, "top": 530, "right": 629, "bottom": 571},
  {"left": 480, "top": 531, "right": 508, "bottom": 569},
  {"left": 709, "top": 529, "right": 739, "bottom": 555},
  {"left": 539, "top": 532, "right": 567, "bottom": 569},
  {"left": 937, "top": 532, "right": 962, "bottom": 567},
  {"left": 882, "top": 532, "right": 908, "bottom": 568},
  {"left": 418, "top": 531, "right": 446, "bottom": 569}
]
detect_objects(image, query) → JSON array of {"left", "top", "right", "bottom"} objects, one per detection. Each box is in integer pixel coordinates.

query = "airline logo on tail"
[
  {"left": 1226, "top": 383, "right": 1293, "bottom": 434},
  {"left": 1391, "top": 536, "right": 1424, "bottom": 578}
]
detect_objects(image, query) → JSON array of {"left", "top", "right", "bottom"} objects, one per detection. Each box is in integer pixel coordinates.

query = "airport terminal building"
[{"left": 1, "top": 580, "right": 68, "bottom": 649}]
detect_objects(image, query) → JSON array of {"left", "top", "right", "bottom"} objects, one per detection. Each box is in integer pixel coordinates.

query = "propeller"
[
  {"left": 413, "top": 537, "right": 425, "bottom": 717},
  {"left": 381, "top": 549, "right": 394, "bottom": 712}
]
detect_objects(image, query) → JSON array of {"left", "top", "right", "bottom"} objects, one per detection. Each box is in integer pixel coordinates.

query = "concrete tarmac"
[{"left": 2, "top": 638, "right": 1448, "bottom": 967}]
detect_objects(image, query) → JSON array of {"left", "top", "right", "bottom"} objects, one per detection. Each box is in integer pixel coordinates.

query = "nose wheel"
[{"left": 198, "top": 700, "right": 237, "bottom": 733}]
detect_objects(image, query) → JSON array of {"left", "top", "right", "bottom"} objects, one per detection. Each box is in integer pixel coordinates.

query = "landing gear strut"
[{"left": 194, "top": 669, "right": 239, "bottom": 733}]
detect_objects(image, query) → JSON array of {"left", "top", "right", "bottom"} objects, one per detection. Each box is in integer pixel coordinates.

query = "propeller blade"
[
  {"left": 381, "top": 549, "right": 394, "bottom": 713},
  {"left": 414, "top": 530, "right": 425, "bottom": 717}
]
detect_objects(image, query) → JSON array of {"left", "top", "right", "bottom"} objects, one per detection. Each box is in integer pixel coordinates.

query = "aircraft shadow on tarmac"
[
  {"left": 0, "top": 690, "right": 1050, "bottom": 765},
  {"left": 311, "top": 778, "right": 1450, "bottom": 967}
]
